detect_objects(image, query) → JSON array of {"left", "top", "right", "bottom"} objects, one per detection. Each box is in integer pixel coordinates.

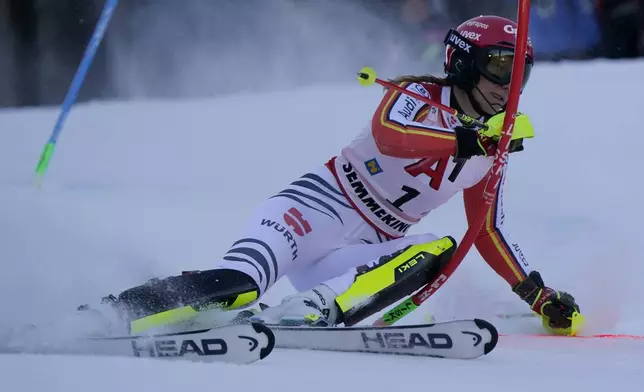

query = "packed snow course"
[{"left": 1, "top": 59, "right": 643, "bottom": 390}]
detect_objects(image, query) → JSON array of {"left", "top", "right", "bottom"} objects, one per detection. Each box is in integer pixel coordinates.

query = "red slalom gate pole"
[{"left": 374, "top": 0, "right": 532, "bottom": 327}]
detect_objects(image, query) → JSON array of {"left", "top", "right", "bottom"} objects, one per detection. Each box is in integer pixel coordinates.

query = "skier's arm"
[
  {"left": 371, "top": 82, "right": 458, "bottom": 159},
  {"left": 463, "top": 170, "right": 583, "bottom": 335},
  {"left": 463, "top": 169, "right": 530, "bottom": 287}
]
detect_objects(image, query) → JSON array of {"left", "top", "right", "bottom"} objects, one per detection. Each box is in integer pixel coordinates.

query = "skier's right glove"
[
  {"left": 512, "top": 271, "right": 584, "bottom": 336},
  {"left": 454, "top": 125, "right": 494, "bottom": 159},
  {"left": 455, "top": 112, "right": 536, "bottom": 159}
]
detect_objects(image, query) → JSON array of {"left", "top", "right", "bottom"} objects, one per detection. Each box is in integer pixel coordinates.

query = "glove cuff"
[
  {"left": 512, "top": 271, "right": 545, "bottom": 305},
  {"left": 454, "top": 126, "right": 486, "bottom": 159}
]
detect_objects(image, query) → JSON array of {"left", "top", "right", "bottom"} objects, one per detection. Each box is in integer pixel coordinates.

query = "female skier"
[{"left": 110, "top": 15, "right": 581, "bottom": 336}]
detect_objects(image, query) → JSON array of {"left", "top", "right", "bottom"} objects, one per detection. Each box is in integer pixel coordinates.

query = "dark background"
[{"left": 1, "top": 0, "right": 642, "bottom": 108}]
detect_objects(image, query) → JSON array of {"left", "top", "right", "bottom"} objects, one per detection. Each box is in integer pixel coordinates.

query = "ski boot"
[{"left": 85, "top": 269, "right": 261, "bottom": 335}]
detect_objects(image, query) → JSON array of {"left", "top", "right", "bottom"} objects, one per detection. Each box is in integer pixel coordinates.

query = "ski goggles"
[
  {"left": 444, "top": 29, "right": 534, "bottom": 90},
  {"left": 477, "top": 46, "right": 533, "bottom": 90}
]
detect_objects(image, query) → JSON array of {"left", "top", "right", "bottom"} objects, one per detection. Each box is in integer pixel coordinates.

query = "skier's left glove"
[{"left": 512, "top": 271, "right": 584, "bottom": 336}]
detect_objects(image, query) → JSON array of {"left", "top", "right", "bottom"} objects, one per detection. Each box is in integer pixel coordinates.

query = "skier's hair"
[{"left": 387, "top": 74, "right": 452, "bottom": 86}]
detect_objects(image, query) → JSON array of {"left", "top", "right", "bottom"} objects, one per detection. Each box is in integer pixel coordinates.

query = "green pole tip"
[{"left": 35, "top": 142, "right": 56, "bottom": 176}]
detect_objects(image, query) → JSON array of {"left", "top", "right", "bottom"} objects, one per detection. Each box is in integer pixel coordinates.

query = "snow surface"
[{"left": 1, "top": 59, "right": 643, "bottom": 390}]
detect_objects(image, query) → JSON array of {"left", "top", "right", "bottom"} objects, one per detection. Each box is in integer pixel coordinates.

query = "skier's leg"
[
  {"left": 111, "top": 167, "right": 361, "bottom": 333},
  {"left": 253, "top": 233, "right": 456, "bottom": 326},
  {"left": 287, "top": 232, "right": 440, "bottom": 292}
]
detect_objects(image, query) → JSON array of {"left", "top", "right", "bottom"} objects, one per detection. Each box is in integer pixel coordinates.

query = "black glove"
[
  {"left": 513, "top": 271, "right": 582, "bottom": 335},
  {"left": 454, "top": 125, "right": 491, "bottom": 159}
]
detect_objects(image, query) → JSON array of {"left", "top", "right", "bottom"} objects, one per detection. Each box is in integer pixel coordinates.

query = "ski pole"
[
  {"left": 365, "top": 0, "right": 533, "bottom": 327},
  {"left": 495, "top": 312, "right": 538, "bottom": 320},
  {"left": 34, "top": 0, "right": 119, "bottom": 187},
  {"left": 357, "top": 67, "right": 489, "bottom": 130}
]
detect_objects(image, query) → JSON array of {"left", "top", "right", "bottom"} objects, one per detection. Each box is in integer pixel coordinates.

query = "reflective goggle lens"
[{"left": 480, "top": 48, "right": 533, "bottom": 89}]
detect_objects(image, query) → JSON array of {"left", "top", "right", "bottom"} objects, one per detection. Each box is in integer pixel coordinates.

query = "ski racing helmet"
[{"left": 443, "top": 15, "right": 535, "bottom": 95}]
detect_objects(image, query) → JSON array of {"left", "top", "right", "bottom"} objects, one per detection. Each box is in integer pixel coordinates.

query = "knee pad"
[{"left": 335, "top": 236, "right": 456, "bottom": 326}]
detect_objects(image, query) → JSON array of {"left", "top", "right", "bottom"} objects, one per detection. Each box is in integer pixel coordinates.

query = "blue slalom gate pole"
[{"left": 34, "top": 0, "right": 119, "bottom": 186}]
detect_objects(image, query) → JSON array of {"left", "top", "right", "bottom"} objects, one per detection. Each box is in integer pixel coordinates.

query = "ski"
[
  {"left": 0, "top": 322, "right": 275, "bottom": 364},
  {"left": 268, "top": 318, "right": 498, "bottom": 359}
]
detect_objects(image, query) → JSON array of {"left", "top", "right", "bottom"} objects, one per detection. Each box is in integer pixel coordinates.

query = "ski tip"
[
  {"left": 251, "top": 322, "right": 275, "bottom": 360},
  {"left": 474, "top": 318, "right": 499, "bottom": 355}
]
